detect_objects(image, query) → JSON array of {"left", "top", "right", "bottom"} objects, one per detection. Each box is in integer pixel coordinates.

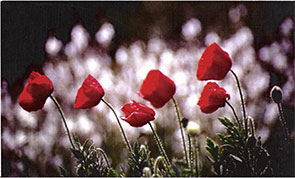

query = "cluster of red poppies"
[{"left": 18, "top": 42, "right": 233, "bottom": 127}]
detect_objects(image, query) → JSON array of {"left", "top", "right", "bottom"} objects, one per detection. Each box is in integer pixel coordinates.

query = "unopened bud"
[
  {"left": 181, "top": 117, "right": 189, "bottom": 128},
  {"left": 142, "top": 167, "right": 152, "bottom": 177},
  {"left": 186, "top": 121, "right": 201, "bottom": 136},
  {"left": 270, "top": 85, "right": 282, "bottom": 104}
]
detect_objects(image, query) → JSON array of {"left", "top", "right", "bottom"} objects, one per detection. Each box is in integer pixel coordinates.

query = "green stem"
[
  {"left": 50, "top": 95, "right": 75, "bottom": 149},
  {"left": 153, "top": 156, "right": 165, "bottom": 177},
  {"left": 96, "top": 148, "right": 111, "bottom": 168},
  {"left": 230, "top": 69, "right": 247, "bottom": 135},
  {"left": 192, "top": 136, "right": 199, "bottom": 177},
  {"left": 172, "top": 97, "right": 189, "bottom": 165},
  {"left": 101, "top": 99, "right": 133, "bottom": 155},
  {"left": 188, "top": 135, "right": 193, "bottom": 175},
  {"left": 225, "top": 100, "right": 241, "bottom": 129},
  {"left": 148, "top": 122, "right": 173, "bottom": 174},
  {"left": 277, "top": 103, "right": 289, "bottom": 142}
]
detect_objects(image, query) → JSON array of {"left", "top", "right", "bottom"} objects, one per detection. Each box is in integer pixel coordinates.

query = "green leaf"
[
  {"left": 218, "top": 117, "right": 234, "bottom": 128},
  {"left": 205, "top": 137, "right": 219, "bottom": 161},
  {"left": 107, "top": 168, "right": 119, "bottom": 177},
  {"left": 70, "top": 148, "right": 83, "bottom": 159}
]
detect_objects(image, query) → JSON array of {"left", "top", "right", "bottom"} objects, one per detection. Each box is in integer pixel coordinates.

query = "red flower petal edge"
[
  {"left": 196, "top": 43, "right": 232, "bottom": 81},
  {"left": 74, "top": 74, "right": 105, "bottom": 109},
  {"left": 18, "top": 71, "right": 54, "bottom": 112},
  {"left": 197, "top": 82, "right": 230, "bottom": 114},
  {"left": 120, "top": 100, "right": 155, "bottom": 127},
  {"left": 138, "top": 69, "right": 176, "bottom": 108}
]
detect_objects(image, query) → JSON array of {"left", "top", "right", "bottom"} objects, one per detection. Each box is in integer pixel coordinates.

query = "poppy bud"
[
  {"left": 142, "top": 167, "right": 152, "bottom": 177},
  {"left": 181, "top": 117, "right": 189, "bottom": 128},
  {"left": 186, "top": 121, "right": 201, "bottom": 136},
  {"left": 270, "top": 85, "right": 282, "bottom": 104}
]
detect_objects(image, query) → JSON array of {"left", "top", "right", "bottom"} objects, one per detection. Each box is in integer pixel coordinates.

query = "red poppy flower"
[
  {"left": 18, "top": 71, "right": 54, "bottom": 112},
  {"left": 121, "top": 100, "right": 156, "bottom": 127},
  {"left": 74, "top": 74, "right": 105, "bottom": 109},
  {"left": 138, "top": 70, "right": 176, "bottom": 108},
  {"left": 196, "top": 43, "right": 232, "bottom": 81},
  {"left": 197, "top": 82, "right": 230, "bottom": 114}
]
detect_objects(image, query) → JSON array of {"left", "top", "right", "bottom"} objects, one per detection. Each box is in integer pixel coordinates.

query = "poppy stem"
[
  {"left": 230, "top": 70, "right": 247, "bottom": 134},
  {"left": 225, "top": 100, "right": 241, "bottom": 129},
  {"left": 49, "top": 95, "right": 75, "bottom": 149},
  {"left": 148, "top": 122, "right": 174, "bottom": 175},
  {"left": 101, "top": 99, "right": 133, "bottom": 156},
  {"left": 188, "top": 135, "right": 193, "bottom": 175},
  {"left": 96, "top": 148, "right": 111, "bottom": 168},
  {"left": 276, "top": 102, "right": 289, "bottom": 143},
  {"left": 172, "top": 97, "right": 189, "bottom": 166},
  {"left": 192, "top": 136, "right": 200, "bottom": 177}
]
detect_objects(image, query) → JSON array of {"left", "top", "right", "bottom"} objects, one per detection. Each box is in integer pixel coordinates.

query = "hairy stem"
[
  {"left": 277, "top": 103, "right": 289, "bottom": 143},
  {"left": 148, "top": 122, "right": 173, "bottom": 175},
  {"left": 172, "top": 97, "right": 189, "bottom": 165},
  {"left": 101, "top": 99, "right": 133, "bottom": 155},
  {"left": 50, "top": 95, "right": 75, "bottom": 149},
  {"left": 96, "top": 148, "right": 111, "bottom": 168},
  {"left": 225, "top": 100, "right": 241, "bottom": 129},
  {"left": 230, "top": 70, "right": 247, "bottom": 135}
]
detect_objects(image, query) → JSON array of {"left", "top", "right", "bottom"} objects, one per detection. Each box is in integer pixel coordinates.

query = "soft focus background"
[{"left": 1, "top": 2, "right": 294, "bottom": 176}]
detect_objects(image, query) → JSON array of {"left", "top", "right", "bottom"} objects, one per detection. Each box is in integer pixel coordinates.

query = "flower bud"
[
  {"left": 186, "top": 121, "right": 201, "bottom": 136},
  {"left": 181, "top": 117, "right": 189, "bottom": 128},
  {"left": 142, "top": 167, "right": 152, "bottom": 177},
  {"left": 270, "top": 85, "right": 282, "bottom": 104}
]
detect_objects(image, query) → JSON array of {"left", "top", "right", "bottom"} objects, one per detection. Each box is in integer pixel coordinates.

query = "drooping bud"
[
  {"left": 186, "top": 121, "right": 201, "bottom": 136},
  {"left": 270, "top": 85, "right": 282, "bottom": 104},
  {"left": 181, "top": 117, "right": 189, "bottom": 128}
]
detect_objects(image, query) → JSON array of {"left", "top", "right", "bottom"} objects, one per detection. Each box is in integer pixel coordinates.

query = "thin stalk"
[
  {"left": 101, "top": 99, "right": 133, "bottom": 155},
  {"left": 188, "top": 135, "right": 193, "bottom": 174},
  {"left": 50, "top": 95, "right": 75, "bottom": 149},
  {"left": 96, "top": 148, "right": 111, "bottom": 168},
  {"left": 277, "top": 103, "right": 289, "bottom": 142},
  {"left": 225, "top": 100, "right": 241, "bottom": 129},
  {"left": 148, "top": 122, "right": 173, "bottom": 174},
  {"left": 192, "top": 136, "right": 199, "bottom": 177},
  {"left": 230, "top": 69, "right": 247, "bottom": 134},
  {"left": 172, "top": 97, "right": 189, "bottom": 165}
]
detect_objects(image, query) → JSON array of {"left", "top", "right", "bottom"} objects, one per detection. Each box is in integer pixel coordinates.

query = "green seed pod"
[{"left": 270, "top": 86, "right": 282, "bottom": 104}]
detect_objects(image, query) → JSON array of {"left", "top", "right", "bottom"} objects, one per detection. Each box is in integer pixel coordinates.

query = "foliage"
[{"left": 205, "top": 117, "right": 273, "bottom": 176}]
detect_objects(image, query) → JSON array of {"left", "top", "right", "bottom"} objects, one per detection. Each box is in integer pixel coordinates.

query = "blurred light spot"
[
  {"left": 15, "top": 131, "right": 26, "bottom": 146},
  {"left": 259, "top": 47, "right": 271, "bottom": 62},
  {"left": 77, "top": 114, "right": 94, "bottom": 134},
  {"left": 85, "top": 56, "right": 100, "bottom": 75},
  {"left": 148, "top": 38, "right": 165, "bottom": 54},
  {"left": 45, "top": 37, "right": 63, "bottom": 56},
  {"left": 115, "top": 47, "right": 128, "bottom": 65},
  {"left": 204, "top": 32, "right": 220, "bottom": 46},
  {"left": 280, "top": 17, "right": 294, "bottom": 36},
  {"left": 182, "top": 18, "right": 202, "bottom": 41},
  {"left": 52, "top": 155, "right": 62, "bottom": 167},
  {"left": 272, "top": 53, "right": 288, "bottom": 71},
  {"left": 95, "top": 23, "right": 115, "bottom": 47},
  {"left": 71, "top": 24, "right": 89, "bottom": 52},
  {"left": 264, "top": 103, "right": 278, "bottom": 125},
  {"left": 229, "top": 7, "right": 241, "bottom": 23},
  {"left": 17, "top": 107, "right": 37, "bottom": 129}
]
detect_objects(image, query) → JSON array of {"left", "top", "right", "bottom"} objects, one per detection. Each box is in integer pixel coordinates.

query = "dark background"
[{"left": 1, "top": 2, "right": 294, "bottom": 87}]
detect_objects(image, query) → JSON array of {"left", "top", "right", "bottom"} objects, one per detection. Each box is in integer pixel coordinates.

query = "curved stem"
[
  {"left": 277, "top": 103, "right": 289, "bottom": 143},
  {"left": 225, "top": 100, "right": 241, "bottom": 129},
  {"left": 96, "top": 148, "right": 111, "bottom": 168},
  {"left": 172, "top": 97, "right": 189, "bottom": 165},
  {"left": 50, "top": 95, "right": 75, "bottom": 149},
  {"left": 101, "top": 99, "right": 133, "bottom": 155},
  {"left": 148, "top": 122, "right": 173, "bottom": 174},
  {"left": 230, "top": 70, "right": 247, "bottom": 134},
  {"left": 153, "top": 156, "right": 165, "bottom": 177}
]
